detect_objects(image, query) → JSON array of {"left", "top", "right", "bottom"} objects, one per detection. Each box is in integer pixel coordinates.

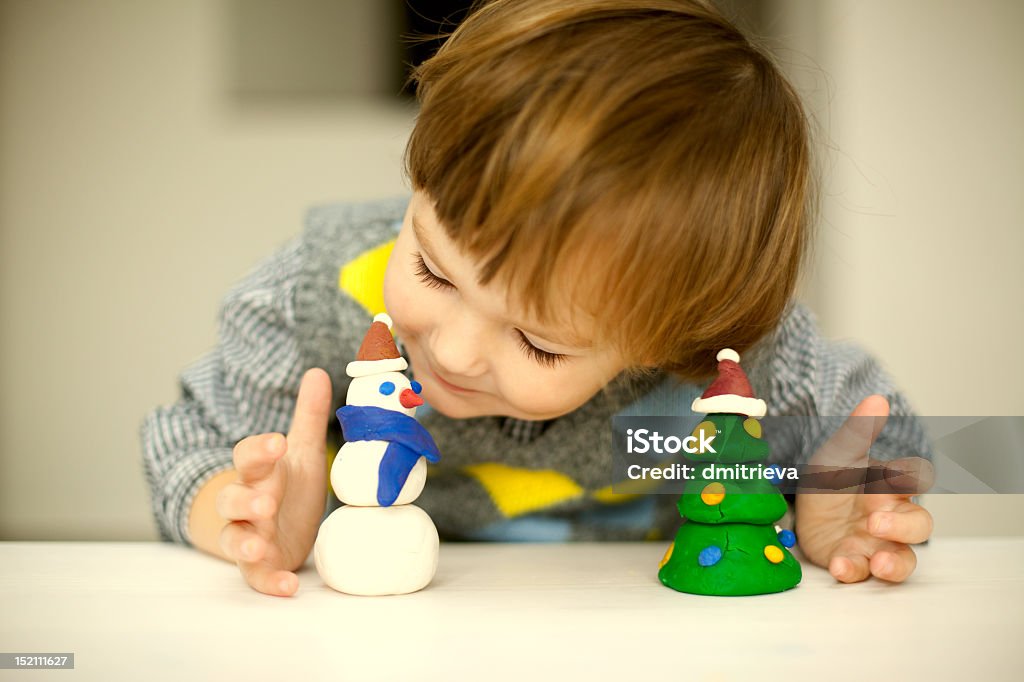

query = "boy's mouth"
[{"left": 424, "top": 360, "right": 477, "bottom": 394}]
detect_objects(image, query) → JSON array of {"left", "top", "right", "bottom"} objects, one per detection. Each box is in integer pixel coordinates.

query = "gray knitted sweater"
[{"left": 140, "top": 196, "right": 931, "bottom": 545}]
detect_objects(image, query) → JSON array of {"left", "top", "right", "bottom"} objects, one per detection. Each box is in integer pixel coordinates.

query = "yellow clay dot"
[
  {"left": 691, "top": 421, "right": 717, "bottom": 455},
  {"left": 659, "top": 542, "right": 675, "bottom": 569},
  {"left": 700, "top": 482, "right": 726, "bottom": 506},
  {"left": 743, "top": 418, "right": 762, "bottom": 439},
  {"left": 764, "top": 545, "right": 784, "bottom": 564}
]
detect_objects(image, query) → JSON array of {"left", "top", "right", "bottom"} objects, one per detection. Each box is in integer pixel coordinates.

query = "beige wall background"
[{"left": 1, "top": 0, "right": 1021, "bottom": 541}]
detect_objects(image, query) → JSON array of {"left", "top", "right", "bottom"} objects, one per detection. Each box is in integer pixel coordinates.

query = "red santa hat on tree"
[
  {"left": 346, "top": 313, "right": 408, "bottom": 378},
  {"left": 691, "top": 348, "right": 767, "bottom": 418}
]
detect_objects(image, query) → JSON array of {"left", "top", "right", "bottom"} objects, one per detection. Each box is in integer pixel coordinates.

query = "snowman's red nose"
[{"left": 400, "top": 388, "right": 423, "bottom": 408}]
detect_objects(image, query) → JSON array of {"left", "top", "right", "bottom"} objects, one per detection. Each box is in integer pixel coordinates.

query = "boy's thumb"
[{"left": 287, "top": 368, "right": 333, "bottom": 455}]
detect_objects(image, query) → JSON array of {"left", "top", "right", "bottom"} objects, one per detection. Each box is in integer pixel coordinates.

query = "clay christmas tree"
[
  {"left": 313, "top": 313, "right": 441, "bottom": 596},
  {"left": 658, "top": 349, "right": 801, "bottom": 596}
]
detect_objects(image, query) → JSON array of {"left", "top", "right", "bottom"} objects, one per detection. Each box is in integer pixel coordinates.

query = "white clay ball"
[{"left": 314, "top": 505, "right": 439, "bottom": 596}]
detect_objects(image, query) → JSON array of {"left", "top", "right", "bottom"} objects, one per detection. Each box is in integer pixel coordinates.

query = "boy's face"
[{"left": 383, "top": 192, "right": 627, "bottom": 420}]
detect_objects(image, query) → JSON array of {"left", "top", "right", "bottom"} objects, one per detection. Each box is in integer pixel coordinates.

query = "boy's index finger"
[
  {"left": 286, "top": 368, "right": 332, "bottom": 455},
  {"left": 233, "top": 433, "right": 285, "bottom": 483}
]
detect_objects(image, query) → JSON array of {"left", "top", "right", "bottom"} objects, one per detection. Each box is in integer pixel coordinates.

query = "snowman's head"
[{"left": 346, "top": 371, "right": 424, "bottom": 417}]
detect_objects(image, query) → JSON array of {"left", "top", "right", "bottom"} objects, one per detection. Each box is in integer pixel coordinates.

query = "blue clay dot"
[
  {"left": 765, "top": 463, "right": 784, "bottom": 485},
  {"left": 410, "top": 381, "right": 422, "bottom": 394},
  {"left": 378, "top": 381, "right": 395, "bottom": 395},
  {"left": 698, "top": 545, "right": 723, "bottom": 567},
  {"left": 778, "top": 529, "right": 796, "bottom": 548}
]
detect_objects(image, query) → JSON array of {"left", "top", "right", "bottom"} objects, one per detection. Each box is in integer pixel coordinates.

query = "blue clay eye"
[
  {"left": 410, "top": 381, "right": 422, "bottom": 394},
  {"left": 378, "top": 381, "right": 395, "bottom": 395}
]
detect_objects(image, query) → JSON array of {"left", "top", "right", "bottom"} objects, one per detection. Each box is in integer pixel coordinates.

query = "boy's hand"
[
  {"left": 217, "top": 368, "right": 332, "bottom": 597},
  {"left": 795, "top": 395, "right": 935, "bottom": 584}
]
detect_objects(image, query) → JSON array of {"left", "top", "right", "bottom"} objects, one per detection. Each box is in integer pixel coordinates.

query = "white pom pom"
[
  {"left": 373, "top": 313, "right": 393, "bottom": 329},
  {"left": 717, "top": 348, "right": 740, "bottom": 363}
]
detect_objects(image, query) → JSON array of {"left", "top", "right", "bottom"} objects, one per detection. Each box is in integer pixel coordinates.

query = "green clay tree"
[{"left": 658, "top": 349, "right": 801, "bottom": 596}]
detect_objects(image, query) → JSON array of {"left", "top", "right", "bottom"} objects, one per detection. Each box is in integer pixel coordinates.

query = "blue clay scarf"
[{"left": 335, "top": 405, "right": 441, "bottom": 507}]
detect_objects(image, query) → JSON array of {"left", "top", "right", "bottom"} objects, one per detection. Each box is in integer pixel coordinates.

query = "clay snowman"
[{"left": 313, "top": 313, "right": 441, "bottom": 595}]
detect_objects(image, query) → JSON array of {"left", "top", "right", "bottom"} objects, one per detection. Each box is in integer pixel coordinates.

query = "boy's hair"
[{"left": 405, "top": 0, "right": 816, "bottom": 382}]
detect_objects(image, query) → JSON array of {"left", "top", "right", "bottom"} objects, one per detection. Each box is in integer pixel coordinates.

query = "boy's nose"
[
  {"left": 400, "top": 388, "right": 423, "bottom": 408},
  {"left": 429, "top": 312, "right": 488, "bottom": 379}
]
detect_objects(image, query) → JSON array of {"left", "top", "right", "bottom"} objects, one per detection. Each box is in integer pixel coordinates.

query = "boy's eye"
[
  {"left": 413, "top": 253, "right": 453, "bottom": 291},
  {"left": 410, "top": 381, "right": 422, "bottom": 394},
  {"left": 379, "top": 381, "right": 395, "bottom": 395},
  {"left": 516, "top": 331, "right": 566, "bottom": 369}
]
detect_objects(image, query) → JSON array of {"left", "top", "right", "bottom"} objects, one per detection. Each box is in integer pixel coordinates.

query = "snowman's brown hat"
[{"left": 346, "top": 313, "right": 409, "bottom": 378}]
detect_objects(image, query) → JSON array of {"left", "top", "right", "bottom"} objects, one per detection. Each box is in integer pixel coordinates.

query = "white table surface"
[{"left": 1, "top": 538, "right": 1021, "bottom": 681}]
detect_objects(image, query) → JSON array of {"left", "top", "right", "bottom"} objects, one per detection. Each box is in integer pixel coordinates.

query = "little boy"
[{"left": 141, "top": 0, "right": 933, "bottom": 596}]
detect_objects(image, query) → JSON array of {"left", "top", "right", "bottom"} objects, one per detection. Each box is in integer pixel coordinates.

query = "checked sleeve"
[
  {"left": 139, "top": 236, "right": 307, "bottom": 544},
  {"left": 757, "top": 302, "right": 934, "bottom": 467}
]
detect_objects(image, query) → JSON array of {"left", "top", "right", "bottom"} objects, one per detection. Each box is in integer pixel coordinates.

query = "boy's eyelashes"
[
  {"left": 413, "top": 252, "right": 454, "bottom": 291},
  {"left": 515, "top": 330, "right": 566, "bottom": 369},
  {"left": 411, "top": 251, "right": 567, "bottom": 369}
]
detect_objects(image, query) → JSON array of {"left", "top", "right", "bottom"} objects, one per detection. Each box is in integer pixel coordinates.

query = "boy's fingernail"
[
  {"left": 266, "top": 433, "right": 284, "bottom": 454},
  {"left": 252, "top": 497, "right": 269, "bottom": 516},
  {"left": 872, "top": 515, "right": 890, "bottom": 535}
]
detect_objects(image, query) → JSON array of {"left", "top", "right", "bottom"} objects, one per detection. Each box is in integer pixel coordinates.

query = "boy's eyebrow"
[{"left": 411, "top": 211, "right": 591, "bottom": 350}]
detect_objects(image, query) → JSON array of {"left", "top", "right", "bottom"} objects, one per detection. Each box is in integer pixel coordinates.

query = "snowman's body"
[
  {"left": 313, "top": 314, "right": 440, "bottom": 596},
  {"left": 330, "top": 439, "right": 427, "bottom": 507}
]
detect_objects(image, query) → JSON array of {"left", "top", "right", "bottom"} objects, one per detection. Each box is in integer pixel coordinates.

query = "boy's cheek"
[
  {"left": 387, "top": 295, "right": 431, "bottom": 343},
  {"left": 382, "top": 260, "right": 416, "bottom": 328}
]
